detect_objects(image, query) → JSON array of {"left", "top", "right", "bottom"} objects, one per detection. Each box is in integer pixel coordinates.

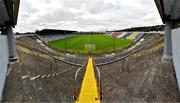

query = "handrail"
[
  {"left": 34, "top": 47, "right": 84, "bottom": 67},
  {"left": 92, "top": 61, "right": 102, "bottom": 100},
  {"left": 95, "top": 66, "right": 102, "bottom": 100},
  {"left": 52, "top": 55, "right": 83, "bottom": 67},
  {"left": 121, "top": 57, "right": 129, "bottom": 72},
  {"left": 74, "top": 61, "right": 87, "bottom": 101},
  {"left": 74, "top": 67, "right": 83, "bottom": 100}
]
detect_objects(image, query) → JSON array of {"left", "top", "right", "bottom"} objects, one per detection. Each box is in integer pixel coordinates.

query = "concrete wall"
[
  {"left": 172, "top": 28, "right": 180, "bottom": 89},
  {"left": 0, "top": 35, "right": 9, "bottom": 100}
]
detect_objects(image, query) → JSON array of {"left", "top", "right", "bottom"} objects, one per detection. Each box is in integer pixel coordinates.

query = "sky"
[{"left": 14, "top": 0, "right": 163, "bottom": 32}]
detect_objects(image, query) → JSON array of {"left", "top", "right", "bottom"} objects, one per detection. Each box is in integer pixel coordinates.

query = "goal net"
[{"left": 85, "top": 44, "right": 96, "bottom": 50}]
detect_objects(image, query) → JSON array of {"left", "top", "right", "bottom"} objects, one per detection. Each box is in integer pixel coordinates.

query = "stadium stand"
[
  {"left": 135, "top": 33, "right": 144, "bottom": 42},
  {"left": 94, "top": 34, "right": 162, "bottom": 64},
  {"left": 111, "top": 32, "right": 122, "bottom": 38},
  {"left": 122, "top": 32, "right": 132, "bottom": 39},
  {"left": 106, "top": 32, "right": 112, "bottom": 36},
  {"left": 37, "top": 29, "right": 77, "bottom": 42},
  {"left": 94, "top": 35, "right": 180, "bottom": 102},
  {"left": 127, "top": 32, "right": 138, "bottom": 40},
  {"left": 117, "top": 32, "right": 127, "bottom": 38},
  {"left": 38, "top": 34, "right": 75, "bottom": 42},
  {"left": 98, "top": 50, "right": 179, "bottom": 102},
  {"left": 3, "top": 35, "right": 87, "bottom": 102},
  {"left": 3, "top": 34, "right": 88, "bottom": 101},
  {"left": 3, "top": 32, "right": 180, "bottom": 102},
  {"left": 38, "top": 29, "right": 77, "bottom": 35},
  {"left": 16, "top": 35, "right": 86, "bottom": 65},
  {"left": 3, "top": 47, "right": 86, "bottom": 102}
]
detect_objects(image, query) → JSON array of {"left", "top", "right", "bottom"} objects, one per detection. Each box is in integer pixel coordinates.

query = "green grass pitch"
[{"left": 49, "top": 35, "right": 133, "bottom": 54}]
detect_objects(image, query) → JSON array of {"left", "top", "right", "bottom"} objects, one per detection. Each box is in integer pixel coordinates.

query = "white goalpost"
[{"left": 85, "top": 44, "right": 96, "bottom": 50}]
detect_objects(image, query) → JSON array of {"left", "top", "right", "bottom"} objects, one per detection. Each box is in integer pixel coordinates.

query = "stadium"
[{"left": 1, "top": 0, "right": 180, "bottom": 103}]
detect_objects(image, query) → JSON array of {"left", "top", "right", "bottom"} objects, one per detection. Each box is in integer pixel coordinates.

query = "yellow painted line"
[
  {"left": 76, "top": 58, "right": 100, "bottom": 103},
  {"left": 17, "top": 45, "right": 65, "bottom": 61},
  {"left": 133, "top": 43, "right": 164, "bottom": 57},
  {"left": 127, "top": 32, "right": 138, "bottom": 40},
  {"left": 17, "top": 46, "right": 49, "bottom": 59}
]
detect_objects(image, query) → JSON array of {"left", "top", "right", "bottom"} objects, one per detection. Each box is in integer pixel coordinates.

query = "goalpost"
[{"left": 85, "top": 44, "right": 96, "bottom": 50}]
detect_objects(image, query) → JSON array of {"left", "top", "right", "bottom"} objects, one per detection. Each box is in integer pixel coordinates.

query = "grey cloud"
[
  {"left": 20, "top": 0, "right": 39, "bottom": 13},
  {"left": 44, "top": 0, "right": 51, "bottom": 3},
  {"left": 31, "top": 8, "right": 82, "bottom": 24},
  {"left": 15, "top": 0, "right": 162, "bottom": 32}
]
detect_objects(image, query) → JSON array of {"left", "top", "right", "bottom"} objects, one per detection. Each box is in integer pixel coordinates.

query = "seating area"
[
  {"left": 135, "top": 33, "right": 145, "bottom": 42},
  {"left": 127, "top": 32, "right": 138, "bottom": 40},
  {"left": 122, "top": 33, "right": 132, "bottom": 39},
  {"left": 3, "top": 47, "right": 82, "bottom": 102},
  {"left": 3, "top": 33, "right": 179, "bottom": 102},
  {"left": 2, "top": 35, "right": 88, "bottom": 102},
  {"left": 110, "top": 32, "right": 123, "bottom": 38},
  {"left": 16, "top": 35, "right": 86, "bottom": 65},
  {"left": 117, "top": 32, "right": 127, "bottom": 38},
  {"left": 38, "top": 34, "right": 75, "bottom": 42},
  {"left": 106, "top": 32, "right": 148, "bottom": 42},
  {"left": 94, "top": 35, "right": 180, "bottom": 102},
  {"left": 98, "top": 48, "right": 179, "bottom": 102}
]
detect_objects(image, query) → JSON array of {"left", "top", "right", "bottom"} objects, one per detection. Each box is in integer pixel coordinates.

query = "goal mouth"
[{"left": 85, "top": 44, "right": 96, "bottom": 50}]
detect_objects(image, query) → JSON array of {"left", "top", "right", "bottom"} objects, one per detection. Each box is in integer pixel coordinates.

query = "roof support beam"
[
  {"left": 3, "top": 26, "right": 18, "bottom": 63},
  {"left": 163, "top": 21, "right": 173, "bottom": 62}
]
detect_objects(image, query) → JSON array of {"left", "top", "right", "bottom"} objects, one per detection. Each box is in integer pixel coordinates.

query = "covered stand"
[
  {"left": 0, "top": 0, "right": 20, "bottom": 62},
  {"left": 155, "top": 0, "right": 180, "bottom": 90},
  {"left": 155, "top": 0, "right": 180, "bottom": 61}
]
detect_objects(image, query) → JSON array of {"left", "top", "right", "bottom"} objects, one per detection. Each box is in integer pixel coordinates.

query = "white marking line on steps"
[
  {"left": 21, "top": 75, "right": 30, "bottom": 79},
  {"left": 30, "top": 75, "right": 41, "bottom": 80},
  {"left": 41, "top": 75, "right": 47, "bottom": 78}
]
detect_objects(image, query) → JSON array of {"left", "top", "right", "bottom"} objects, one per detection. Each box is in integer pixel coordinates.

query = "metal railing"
[
  {"left": 94, "top": 65, "right": 102, "bottom": 100},
  {"left": 74, "top": 61, "right": 87, "bottom": 101}
]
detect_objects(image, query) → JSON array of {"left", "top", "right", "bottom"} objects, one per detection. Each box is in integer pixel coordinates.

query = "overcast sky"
[{"left": 14, "top": 0, "right": 163, "bottom": 32}]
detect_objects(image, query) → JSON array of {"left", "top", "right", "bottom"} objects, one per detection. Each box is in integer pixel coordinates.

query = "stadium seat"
[
  {"left": 122, "top": 32, "right": 132, "bottom": 39},
  {"left": 111, "top": 32, "right": 122, "bottom": 38},
  {"left": 135, "top": 33, "right": 144, "bottom": 42},
  {"left": 127, "top": 32, "right": 139, "bottom": 40},
  {"left": 118, "top": 32, "right": 127, "bottom": 38}
]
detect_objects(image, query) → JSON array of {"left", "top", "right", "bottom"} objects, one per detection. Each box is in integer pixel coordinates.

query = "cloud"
[{"left": 14, "top": 0, "right": 162, "bottom": 32}]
